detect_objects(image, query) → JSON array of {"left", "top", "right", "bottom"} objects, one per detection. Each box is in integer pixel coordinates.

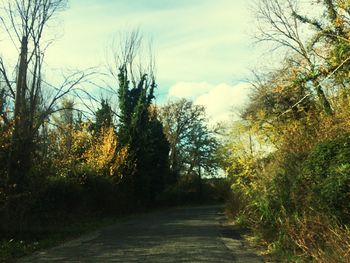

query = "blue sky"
[{"left": 2, "top": 0, "right": 262, "bottom": 124}]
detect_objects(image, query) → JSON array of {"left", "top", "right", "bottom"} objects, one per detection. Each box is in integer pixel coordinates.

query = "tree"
[
  {"left": 0, "top": 86, "right": 11, "bottom": 190},
  {"left": 113, "top": 31, "right": 169, "bottom": 205},
  {"left": 0, "top": 0, "right": 89, "bottom": 192},
  {"left": 160, "top": 99, "right": 202, "bottom": 180},
  {"left": 57, "top": 99, "right": 75, "bottom": 151},
  {"left": 255, "top": 0, "right": 336, "bottom": 114},
  {"left": 160, "top": 98, "right": 220, "bottom": 193},
  {"left": 92, "top": 99, "right": 114, "bottom": 132},
  {"left": 83, "top": 126, "right": 128, "bottom": 179},
  {"left": 144, "top": 106, "right": 170, "bottom": 201},
  {"left": 292, "top": 0, "right": 350, "bottom": 97},
  {"left": 47, "top": 99, "right": 81, "bottom": 177},
  {"left": 186, "top": 119, "right": 219, "bottom": 198},
  {"left": 248, "top": 0, "right": 350, "bottom": 150}
]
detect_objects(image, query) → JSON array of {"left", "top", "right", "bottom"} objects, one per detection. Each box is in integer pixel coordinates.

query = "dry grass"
[{"left": 284, "top": 213, "right": 350, "bottom": 262}]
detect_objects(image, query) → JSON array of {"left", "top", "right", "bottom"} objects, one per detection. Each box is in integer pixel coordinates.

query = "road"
[{"left": 19, "top": 205, "right": 263, "bottom": 262}]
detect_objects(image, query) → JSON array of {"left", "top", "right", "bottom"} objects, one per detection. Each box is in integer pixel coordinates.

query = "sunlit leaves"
[{"left": 84, "top": 127, "right": 128, "bottom": 178}]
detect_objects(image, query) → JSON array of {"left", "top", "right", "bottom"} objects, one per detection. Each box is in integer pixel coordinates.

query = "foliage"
[
  {"left": 160, "top": 98, "right": 220, "bottom": 196},
  {"left": 84, "top": 127, "right": 128, "bottom": 179},
  {"left": 159, "top": 177, "right": 230, "bottom": 206},
  {"left": 0, "top": 5, "right": 225, "bottom": 263},
  {"left": 223, "top": 0, "right": 350, "bottom": 261},
  {"left": 283, "top": 212, "right": 350, "bottom": 263},
  {"left": 115, "top": 32, "right": 170, "bottom": 205},
  {"left": 0, "top": 122, "right": 11, "bottom": 185},
  {"left": 0, "top": 0, "right": 87, "bottom": 193},
  {"left": 303, "top": 134, "right": 350, "bottom": 223},
  {"left": 91, "top": 99, "right": 114, "bottom": 132}
]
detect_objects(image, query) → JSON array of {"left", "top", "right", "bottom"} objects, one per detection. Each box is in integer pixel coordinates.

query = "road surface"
[{"left": 19, "top": 205, "right": 263, "bottom": 262}]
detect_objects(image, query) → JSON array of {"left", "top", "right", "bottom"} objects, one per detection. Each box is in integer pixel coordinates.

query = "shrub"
[
  {"left": 33, "top": 176, "right": 86, "bottom": 222},
  {"left": 303, "top": 134, "right": 350, "bottom": 223}
]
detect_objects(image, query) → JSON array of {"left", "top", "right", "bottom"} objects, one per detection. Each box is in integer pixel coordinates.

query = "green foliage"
[
  {"left": 159, "top": 178, "right": 229, "bottom": 206},
  {"left": 35, "top": 177, "right": 86, "bottom": 220},
  {"left": 303, "top": 135, "right": 350, "bottom": 222},
  {"left": 92, "top": 99, "right": 114, "bottom": 132},
  {"left": 116, "top": 50, "right": 170, "bottom": 205},
  {"left": 160, "top": 98, "right": 220, "bottom": 196},
  {"left": 223, "top": 1, "right": 350, "bottom": 261}
]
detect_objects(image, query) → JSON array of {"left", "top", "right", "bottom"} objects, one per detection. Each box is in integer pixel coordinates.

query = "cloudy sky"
[{"left": 1, "top": 0, "right": 263, "bottom": 124}]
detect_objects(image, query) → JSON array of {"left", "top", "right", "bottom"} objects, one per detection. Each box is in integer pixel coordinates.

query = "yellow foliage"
[
  {"left": 83, "top": 127, "right": 128, "bottom": 178},
  {"left": 84, "top": 128, "right": 116, "bottom": 172},
  {"left": 338, "top": 0, "right": 350, "bottom": 11},
  {"left": 50, "top": 124, "right": 129, "bottom": 179},
  {"left": 71, "top": 129, "right": 93, "bottom": 156}
]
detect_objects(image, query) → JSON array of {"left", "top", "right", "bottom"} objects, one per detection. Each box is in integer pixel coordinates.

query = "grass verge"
[{"left": 0, "top": 216, "right": 116, "bottom": 262}]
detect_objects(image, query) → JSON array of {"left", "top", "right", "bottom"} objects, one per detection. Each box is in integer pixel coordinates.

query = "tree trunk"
[
  {"left": 197, "top": 165, "right": 203, "bottom": 202},
  {"left": 7, "top": 36, "right": 31, "bottom": 193}
]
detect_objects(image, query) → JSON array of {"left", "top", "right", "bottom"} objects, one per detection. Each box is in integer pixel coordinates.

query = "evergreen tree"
[
  {"left": 92, "top": 99, "right": 114, "bottom": 132},
  {"left": 116, "top": 35, "right": 169, "bottom": 205}
]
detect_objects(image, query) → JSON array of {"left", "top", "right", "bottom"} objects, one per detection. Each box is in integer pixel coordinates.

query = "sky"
[{"left": 1, "top": 0, "right": 263, "bottom": 125}]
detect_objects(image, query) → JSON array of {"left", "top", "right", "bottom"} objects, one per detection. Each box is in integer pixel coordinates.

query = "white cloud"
[
  {"left": 168, "top": 82, "right": 251, "bottom": 125},
  {"left": 168, "top": 82, "right": 213, "bottom": 99}
]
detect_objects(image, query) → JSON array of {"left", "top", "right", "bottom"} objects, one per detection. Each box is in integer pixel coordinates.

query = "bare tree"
[
  {"left": 0, "top": 0, "right": 89, "bottom": 192},
  {"left": 108, "top": 30, "right": 156, "bottom": 94},
  {"left": 255, "top": 0, "right": 333, "bottom": 114}
]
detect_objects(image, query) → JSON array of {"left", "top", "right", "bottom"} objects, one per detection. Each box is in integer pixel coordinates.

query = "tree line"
[{"left": 0, "top": 0, "right": 223, "bottom": 246}]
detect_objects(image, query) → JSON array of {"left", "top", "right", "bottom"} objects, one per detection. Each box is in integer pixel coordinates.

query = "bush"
[
  {"left": 303, "top": 134, "right": 350, "bottom": 223},
  {"left": 82, "top": 175, "right": 122, "bottom": 215},
  {"left": 35, "top": 177, "right": 85, "bottom": 220},
  {"left": 225, "top": 134, "right": 350, "bottom": 261}
]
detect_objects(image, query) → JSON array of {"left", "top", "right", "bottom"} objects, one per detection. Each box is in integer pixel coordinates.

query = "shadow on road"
[{"left": 19, "top": 206, "right": 263, "bottom": 263}]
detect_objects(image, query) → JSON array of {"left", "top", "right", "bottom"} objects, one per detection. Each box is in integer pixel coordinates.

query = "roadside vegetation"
[
  {"left": 222, "top": 1, "right": 350, "bottom": 262},
  {"left": 1, "top": 0, "right": 349, "bottom": 262},
  {"left": 0, "top": 1, "right": 226, "bottom": 261}
]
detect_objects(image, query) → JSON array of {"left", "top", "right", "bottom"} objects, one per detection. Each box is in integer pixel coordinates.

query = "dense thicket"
[{"left": 223, "top": 0, "right": 350, "bottom": 261}]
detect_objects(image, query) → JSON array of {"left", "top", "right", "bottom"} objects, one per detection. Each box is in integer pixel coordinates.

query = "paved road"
[{"left": 19, "top": 205, "right": 263, "bottom": 262}]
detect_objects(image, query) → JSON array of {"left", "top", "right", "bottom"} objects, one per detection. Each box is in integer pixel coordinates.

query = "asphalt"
[{"left": 18, "top": 205, "right": 263, "bottom": 262}]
